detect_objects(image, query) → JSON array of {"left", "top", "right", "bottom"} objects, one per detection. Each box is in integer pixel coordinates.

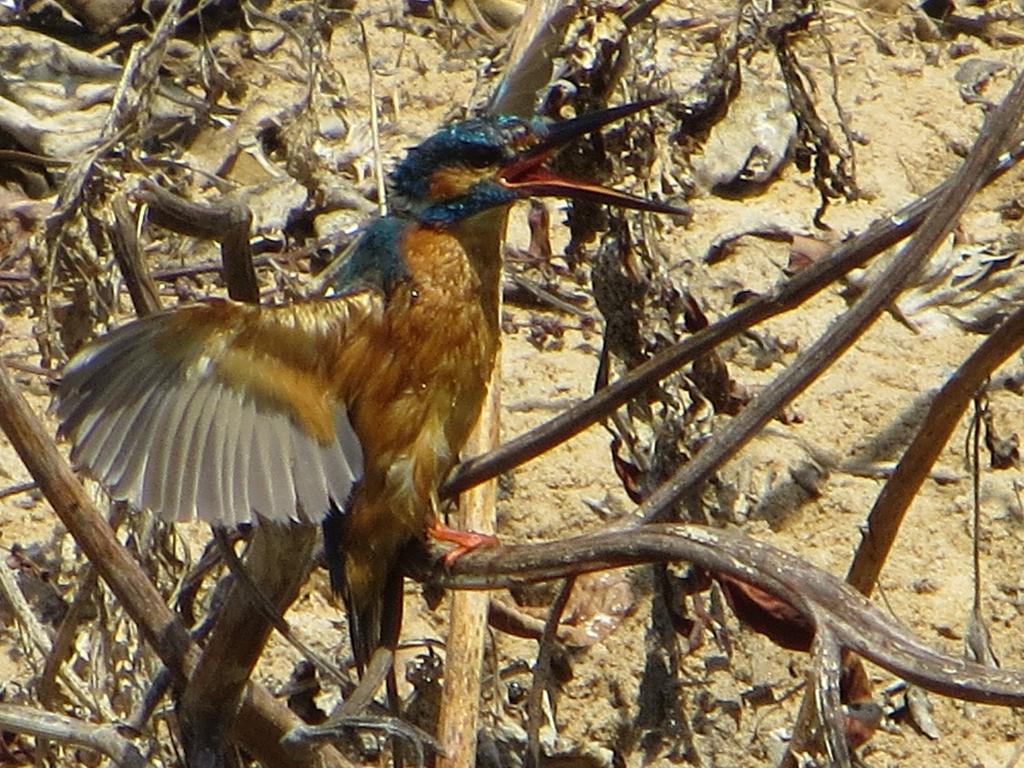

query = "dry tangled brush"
[{"left": 2, "top": 1, "right": 1024, "bottom": 767}]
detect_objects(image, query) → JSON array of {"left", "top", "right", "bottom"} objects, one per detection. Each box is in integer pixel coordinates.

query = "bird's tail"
[{"left": 323, "top": 502, "right": 404, "bottom": 672}]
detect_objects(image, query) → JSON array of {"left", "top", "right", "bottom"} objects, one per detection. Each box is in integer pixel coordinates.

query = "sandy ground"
[{"left": 2, "top": 1, "right": 1024, "bottom": 766}]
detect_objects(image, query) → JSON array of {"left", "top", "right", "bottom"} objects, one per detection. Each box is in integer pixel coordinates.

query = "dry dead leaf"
[{"left": 560, "top": 571, "right": 637, "bottom": 648}]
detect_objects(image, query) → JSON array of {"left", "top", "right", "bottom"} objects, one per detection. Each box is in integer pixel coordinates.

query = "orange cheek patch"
[{"left": 429, "top": 167, "right": 483, "bottom": 199}]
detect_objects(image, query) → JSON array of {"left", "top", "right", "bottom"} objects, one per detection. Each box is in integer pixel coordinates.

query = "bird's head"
[{"left": 389, "top": 100, "right": 686, "bottom": 226}]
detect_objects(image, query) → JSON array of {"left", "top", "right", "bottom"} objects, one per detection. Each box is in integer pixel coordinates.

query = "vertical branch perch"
[{"left": 436, "top": 320, "right": 501, "bottom": 768}]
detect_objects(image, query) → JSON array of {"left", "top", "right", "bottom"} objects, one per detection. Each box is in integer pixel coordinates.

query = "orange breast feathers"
[
  {"left": 327, "top": 225, "right": 502, "bottom": 624},
  {"left": 340, "top": 225, "right": 501, "bottom": 509},
  {"left": 56, "top": 293, "right": 384, "bottom": 527}
]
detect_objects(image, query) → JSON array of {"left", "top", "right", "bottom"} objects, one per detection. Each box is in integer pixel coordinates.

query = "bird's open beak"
[{"left": 498, "top": 99, "right": 687, "bottom": 216}]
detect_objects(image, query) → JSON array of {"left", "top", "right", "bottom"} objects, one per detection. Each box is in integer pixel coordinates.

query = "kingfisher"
[{"left": 55, "top": 101, "right": 683, "bottom": 667}]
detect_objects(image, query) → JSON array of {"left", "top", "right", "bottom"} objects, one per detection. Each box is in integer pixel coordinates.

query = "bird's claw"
[{"left": 428, "top": 521, "right": 500, "bottom": 567}]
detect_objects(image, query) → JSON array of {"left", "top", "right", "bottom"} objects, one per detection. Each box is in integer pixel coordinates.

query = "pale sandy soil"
[{"left": 2, "top": 2, "right": 1024, "bottom": 767}]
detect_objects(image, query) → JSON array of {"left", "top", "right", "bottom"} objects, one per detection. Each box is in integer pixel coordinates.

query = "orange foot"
[{"left": 427, "top": 519, "right": 500, "bottom": 567}]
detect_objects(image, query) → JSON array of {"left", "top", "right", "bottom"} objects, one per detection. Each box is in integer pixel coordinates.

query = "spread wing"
[{"left": 56, "top": 293, "right": 383, "bottom": 526}]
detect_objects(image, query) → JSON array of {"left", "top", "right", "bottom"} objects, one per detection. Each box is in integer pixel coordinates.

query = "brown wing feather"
[{"left": 57, "top": 294, "right": 382, "bottom": 526}]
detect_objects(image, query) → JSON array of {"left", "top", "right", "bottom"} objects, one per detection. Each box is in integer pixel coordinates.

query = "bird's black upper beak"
[{"left": 498, "top": 99, "right": 686, "bottom": 216}]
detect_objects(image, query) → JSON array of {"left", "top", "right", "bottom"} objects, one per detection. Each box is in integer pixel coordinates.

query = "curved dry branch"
[
  {"left": 809, "top": 624, "right": 849, "bottom": 768},
  {"left": 419, "top": 523, "right": 1024, "bottom": 707},
  {"left": 442, "top": 132, "right": 1024, "bottom": 499},
  {"left": 0, "top": 703, "right": 145, "bottom": 768}
]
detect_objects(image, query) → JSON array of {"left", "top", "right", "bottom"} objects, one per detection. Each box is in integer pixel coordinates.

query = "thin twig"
[
  {"left": 212, "top": 528, "right": 353, "bottom": 689},
  {"left": 0, "top": 480, "right": 37, "bottom": 500},
  {"left": 0, "top": 150, "right": 72, "bottom": 168},
  {"left": 290, "top": 713, "right": 441, "bottom": 764},
  {"left": 507, "top": 273, "right": 591, "bottom": 317},
  {"left": 525, "top": 577, "right": 574, "bottom": 768},
  {"left": 39, "top": 565, "right": 100, "bottom": 711},
  {"left": 0, "top": 702, "right": 145, "bottom": 768},
  {"left": 138, "top": 180, "right": 258, "bottom": 303},
  {"left": 358, "top": 18, "right": 388, "bottom": 217},
  {"left": 809, "top": 623, "right": 850, "bottom": 768},
  {"left": 0, "top": 553, "right": 108, "bottom": 717},
  {"left": 109, "top": 195, "right": 161, "bottom": 316},
  {"left": 287, "top": 645, "right": 443, "bottom": 754},
  {"left": 971, "top": 396, "right": 984, "bottom": 613}
]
